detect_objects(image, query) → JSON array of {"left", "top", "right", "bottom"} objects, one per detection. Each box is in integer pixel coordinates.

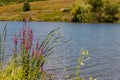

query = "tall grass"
[
  {"left": 0, "top": 23, "right": 7, "bottom": 67},
  {"left": 0, "top": 23, "right": 96, "bottom": 80},
  {"left": 0, "top": 23, "right": 62, "bottom": 80}
]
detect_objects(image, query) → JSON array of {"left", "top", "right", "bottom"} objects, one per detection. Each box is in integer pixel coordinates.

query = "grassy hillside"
[
  {"left": 0, "top": 0, "right": 119, "bottom": 22},
  {"left": 0, "top": 0, "right": 74, "bottom": 21}
]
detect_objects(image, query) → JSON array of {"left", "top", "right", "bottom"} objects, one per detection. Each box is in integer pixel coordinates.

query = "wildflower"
[
  {"left": 29, "top": 33, "right": 33, "bottom": 43},
  {"left": 18, "top": 48, "right": 20, "bottom": 53},
  {"left": 21, "top": 37, "right": 25, "bottom": 44},
  {"left": 19, "top": 30, "right": 21, "bottom": 38},
  {"left": 41, "top": 45, "right": 44, "bottom": 54},
  {"left": 14, "top": 34, "right": 18, "bottom": 45},
  {"left": 81, "top": 62, "right": 84, "bottom": 66},
  {"left": 25, "top": 42, "right": 29, "bottom": 51},
  {"left": 32, "top": 48, "right": 34, "bottom": 56},
  {"left": 36, "top": 39, "right": 39, "bottom": 50},
  {"left": 22, "top": 26, "right": 26, "bottom": 38},
  {"left": 38, "top": 50, "right": 42, "bottom": 57},
  {"left": 29, "top": 29, "right": 33, "bottom": 43}
]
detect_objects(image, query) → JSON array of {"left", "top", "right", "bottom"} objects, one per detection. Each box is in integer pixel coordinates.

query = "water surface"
[{"left": 0, "top": 21, "right": 120, "bottom": 80}]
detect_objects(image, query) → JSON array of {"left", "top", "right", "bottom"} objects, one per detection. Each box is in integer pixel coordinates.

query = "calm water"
[{"left": 0, "top": 21, "right": 120, "bottom": 80}]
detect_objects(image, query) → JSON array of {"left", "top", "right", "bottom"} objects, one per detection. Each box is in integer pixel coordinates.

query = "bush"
[
  {"left": 103, "top": 2, "right": 119, "bottom": 23},
  {"left": 0, "top": 2, "right": 5, "bottom": 6},
  {"left": 88, "top": 0, "right": 104, "bottom": 12},
  {"left": 104, "top": 2, "right": 119, "bottom": 16},
  {"left": 71, "top": 4, "right": 91, "bottom": 22},
  {"left": 23, "top": 2, "right": 30, "bottom": 12}
]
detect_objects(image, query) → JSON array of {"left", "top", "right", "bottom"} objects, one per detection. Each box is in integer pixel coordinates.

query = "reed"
[
  {"left": 0, "top": 23, "right": 7, "bottom": 67},
  {"left": 0, "top": 23, "right": 62, "bottom": 80}
]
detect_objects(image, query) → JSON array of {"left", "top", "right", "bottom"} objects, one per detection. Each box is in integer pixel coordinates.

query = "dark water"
[{"left": 0, "top": 21, "right": 120, "bottom": 80}]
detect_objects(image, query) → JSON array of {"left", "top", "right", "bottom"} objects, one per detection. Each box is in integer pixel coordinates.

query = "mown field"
[{"left": 0, "top": 0, "right": 74, "bottom": 21}]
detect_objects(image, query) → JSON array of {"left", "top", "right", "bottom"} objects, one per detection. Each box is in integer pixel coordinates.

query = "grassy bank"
[
  {"left": 0, "top": 0, "right": 120, "bottom": 23},
  {"left": 0, "top": 0, "right": 74, "bottom": 22}
]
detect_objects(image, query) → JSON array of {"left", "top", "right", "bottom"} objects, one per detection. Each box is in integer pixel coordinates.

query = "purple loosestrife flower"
[
  {"left": 36, "top": 39, "right": 39, "bottom": 50},
  {"left": 28, "top": 26, "right": 30, "bottom": 34},
  {"left": 37, "top": 50, "right": 42, "bottom": 58},
  {"left": 32, "top": 48, "right": 34, "bottom": 56},
  {"left": 14, "top": 34, "right": 18, "bottom": 45},
  {"left": 29, "top": 29, "right": 33, "bottom": 43},
  {"left": 22, "top": 26, "right": 26, "bottom": 38},
  {"left": 25, "top": 42, "right": 29, "bottom": 51},
  {"left": 21, "top": 37, "right": 25, "bottom": 44},
  {"left": 41, "top": 45, "right": 44, "bottom": 54},
  {"left": 19, "top": 30, "right": 21, "bottom": 38},
  {"left": 18, "top": 48, "right": 20, "bottom": 53}
]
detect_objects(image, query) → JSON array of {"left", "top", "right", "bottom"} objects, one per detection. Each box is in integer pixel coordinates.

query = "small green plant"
[{"left": 73, "top": 49, "right": 96, "bottom": 80}]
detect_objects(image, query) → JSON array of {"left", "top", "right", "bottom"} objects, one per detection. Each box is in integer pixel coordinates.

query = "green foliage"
[
  {"left": 104, "top": 2, "right": 119, "bottom": 15},
  {"left": 103, "top": 1, "right": 119, "bottom": 23},
  {"left": 71, "top": 0, "right": 120, "bottom": 23},
  {"left": 74, "top": 49, "right": 89, "bottom": 80},
  {"left": 23, "top": 2, "right": 30, "bottom": 12},
  {"left": 71, "top": 1, "right": 91, "bottom": 22},
  {"left": 73, "top": 49, "right": 96, "bottom": 80},
  {"left": 88, "top": 0, "right": 104, "bottom": 12}
]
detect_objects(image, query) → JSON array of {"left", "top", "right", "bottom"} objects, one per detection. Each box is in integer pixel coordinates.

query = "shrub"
[
  {"left": 103, "top": 2, "right": 119, "bottom": 23},
  {"left": 71, "top": 4, "right": 91, "bottom": 22},
  {"left": 88, "top": 0, "right": 104, "bottom": 12},
  {"left": 23, "top": 2, "right": 30, "bottom": 12},
  {"left": 0, "top": 2, "right": 5, "bottom": 6}
]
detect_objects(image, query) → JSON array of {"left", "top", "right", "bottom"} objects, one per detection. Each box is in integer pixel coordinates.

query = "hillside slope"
[{"left": 0, "top": 0, "right": 74, "bottom": 21}]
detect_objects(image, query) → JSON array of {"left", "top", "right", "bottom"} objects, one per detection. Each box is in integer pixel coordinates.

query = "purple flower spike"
[{"left": 14, "top": 34, "right": 18, "bottom": 45}]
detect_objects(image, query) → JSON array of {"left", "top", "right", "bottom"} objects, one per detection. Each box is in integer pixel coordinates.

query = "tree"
[
  {"left": 23, "top": 1, "right": 30, "bottom": 12},
  {"left": 71, "top": 0, "right": 91, "bottom": 22},
  {"left": 88, "top": 0, "right": 103, "bottom": 12},
  {"left": 103, "top": 2, "right": 119, "bottom": 23}
]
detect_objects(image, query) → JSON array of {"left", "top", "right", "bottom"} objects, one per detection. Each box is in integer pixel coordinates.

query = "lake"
[{"left": 0, "top": 21, "right": 120, "bottom": 80}]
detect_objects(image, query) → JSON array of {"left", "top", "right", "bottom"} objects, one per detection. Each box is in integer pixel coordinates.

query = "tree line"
[{"left": 71, "top": 0, "right": 120, "bottom": 23}]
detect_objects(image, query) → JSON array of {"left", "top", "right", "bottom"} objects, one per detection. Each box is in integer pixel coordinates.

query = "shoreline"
[{"left": 0, "top": 20, "right": 120, "bottom": 24}]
